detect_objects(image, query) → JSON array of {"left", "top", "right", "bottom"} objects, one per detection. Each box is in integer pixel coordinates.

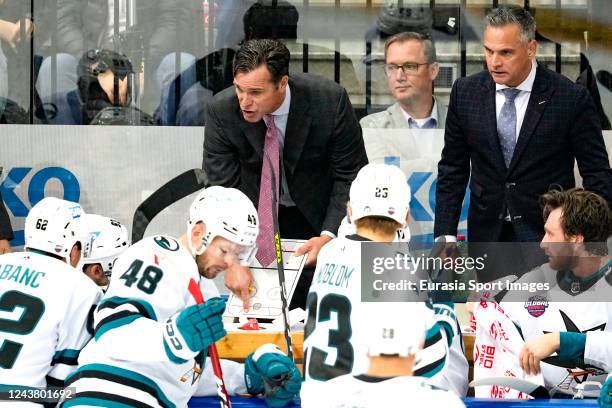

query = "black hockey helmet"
[{"left": 77, "top": 49, "right": 134, "bottom": 107}]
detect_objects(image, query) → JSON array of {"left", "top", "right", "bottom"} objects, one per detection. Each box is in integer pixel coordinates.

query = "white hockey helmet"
[
  {"left": 361, "top": 302, "right": 434, "bottom": 358},
  {"left": 77, "top": 214, "right": 130, "bottom": 276},
  {"left": 187, "top": 186, "right": 259, "bottom": 265},
  {"left": 24, "top": 197, "right": 89, "bottom": 263},
  {"left": 349, "top": 163, "right": 411, "bottom": 226}
]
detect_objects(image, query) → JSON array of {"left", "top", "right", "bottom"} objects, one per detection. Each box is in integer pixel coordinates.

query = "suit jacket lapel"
[
  {"left": 433, "top": 96, "right": 447, "bottom": 128},
  {"left": 284, "top": 79, "right": 311, "bottom": 176},
  {"left": 508, "top": 65, "right": 553, "bottom": 172},
  {"left": 238, "top": 108, "right": 266, "bottom": 160},
  {"left": 389, "top": 103, "right": 409, "bottom": 128}
]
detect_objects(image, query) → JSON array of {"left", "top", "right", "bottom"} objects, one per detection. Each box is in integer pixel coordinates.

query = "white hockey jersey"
[
  {"left": 0, "top": 251, "right": 101, "bottom": 407},
  {"left": 62, "top": 235, "right": 225, "bottom": 408},
  {"left": 305, "top": 374, "right": 465, "bottom": 408},
  {"left": 301, "top": 235, "right": 467, "bottom": 405},
  {"left": 500, "top": 261, "right": 612, "bottom": 398}
]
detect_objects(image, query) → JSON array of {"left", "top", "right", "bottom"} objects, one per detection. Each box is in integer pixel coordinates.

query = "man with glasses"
[{"left": 360, "top": 31, "right": 446, "bottom": 129}]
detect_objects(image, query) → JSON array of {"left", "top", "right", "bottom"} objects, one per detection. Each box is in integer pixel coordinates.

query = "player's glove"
[
  {"left": 244, "top": 343, "right": 302, "bottom": 407},
  {"left": 163, "top": 297, "right": 227, "bottom": 361},
  {"left": 599, "top": 377, "right": 612, "bottom": 407}
]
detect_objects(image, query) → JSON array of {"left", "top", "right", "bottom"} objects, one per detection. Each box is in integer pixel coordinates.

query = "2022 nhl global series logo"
[{"left": 524, "top": 295, "right": 549, "bottom": 317}]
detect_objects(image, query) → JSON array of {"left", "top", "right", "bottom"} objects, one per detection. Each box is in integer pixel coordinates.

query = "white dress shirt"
[
  {"left": 400, "top": 98, "right": 439, "bottom": 129},
  {"left": 495, "top": 59, "right": 537, "bottom": 140}
]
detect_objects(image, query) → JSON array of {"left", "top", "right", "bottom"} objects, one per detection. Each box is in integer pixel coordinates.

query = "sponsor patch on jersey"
[
  {"left": 524, "top": 295, "right": 548, "bottom": 317},
  {"left": 69, "top": 205, "right": 82, "bottom": 218},
  {"left": 154, "top": 236, "right": 180, "bottom": 251}
]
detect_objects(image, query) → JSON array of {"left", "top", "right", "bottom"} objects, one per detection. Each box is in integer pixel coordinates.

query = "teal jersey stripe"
[
  {"left": 66, "top": 363, "right": 175, "bottom": 408},
  {"left": 419, "top": 357, "right": 445, "bottom": 378},
  {"left": 53, "top": 349, "right": 80, "bottom": 360},
  {"left": 62, "top": 396, "right": 136, "bottom": 408},
  {"left": 94, "top": 314, "right": 142, "bottom": 340},
  {"left": 52, "top": 348, "right": 81, "bottom": 366},
  {"left": 99, "top": 296, "right": 157, "bottom": 320}
]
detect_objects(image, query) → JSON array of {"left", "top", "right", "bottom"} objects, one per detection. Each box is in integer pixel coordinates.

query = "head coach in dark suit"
[
  {"left": 434, "top": 5, "right": 611, "bottom": 281},
  {"left": 203, "top": 39, "right": 368, "bottom": 307}
]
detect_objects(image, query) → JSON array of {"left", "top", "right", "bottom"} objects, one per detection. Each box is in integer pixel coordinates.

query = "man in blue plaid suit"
[{"left": 434, "top": 5, "right": 611, "bottom": 281}]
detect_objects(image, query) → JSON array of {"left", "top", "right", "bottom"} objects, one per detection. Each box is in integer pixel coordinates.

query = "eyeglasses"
[{"left": 383, "top": 62, "right": 429, "bottom": 76}]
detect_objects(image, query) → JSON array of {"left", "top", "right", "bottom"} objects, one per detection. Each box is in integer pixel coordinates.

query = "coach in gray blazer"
[
  {"left": 360, "top": 97, "right": 447, "bottom": 129},
  {"left": 361, "top": 32, "right": 446, "bottom": 129}
]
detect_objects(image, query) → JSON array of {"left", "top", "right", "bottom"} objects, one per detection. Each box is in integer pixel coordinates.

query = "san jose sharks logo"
[
  {"left": 542, "top": 310, "right": 606, "bottom": 390},
  {"left": 154, "top": 235, "right": 180, "bottom": 251}
]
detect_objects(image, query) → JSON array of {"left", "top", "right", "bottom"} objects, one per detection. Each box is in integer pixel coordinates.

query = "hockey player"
[
  {"left": 77, "top": 214, "right": 130, "bottom": 288},
  {"left": 62, "top": 186, "right": 301, "bottom": 407},
  {"left": 301, "top": 163, "right": 468, "bottom": 406},
  {"left": 311, "top": 302, "right": 465, "bottom": 407},
  {"left": 497, "top": 188, "right": 612, "bottom": 398},
  {"left": 0, "top": 197, "right": 102, "bottom": 400}
]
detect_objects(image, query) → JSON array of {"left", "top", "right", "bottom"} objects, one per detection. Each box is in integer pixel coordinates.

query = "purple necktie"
[{"left": 256, "top": 114, "right": 280, "bottom": 267}]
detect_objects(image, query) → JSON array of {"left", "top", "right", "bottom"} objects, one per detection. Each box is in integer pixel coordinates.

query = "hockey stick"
[
  {"left": 187, "top": 278, "right": 232, "bottom": 408},
  {"left": 263, "top": 152, "right": 294, "bottom": 361},
  {"left": 131, "top": 168, "right": 208, "bottom": 243},
  {"left": 469, "top": 377, "right": 550, "bottom": 399}
]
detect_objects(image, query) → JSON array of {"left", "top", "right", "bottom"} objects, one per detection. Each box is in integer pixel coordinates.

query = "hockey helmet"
[
  {"left": 77, "top": 214, "right": 130, "bottom": 277},
  {"left": 24, "top": 197, "right": 90, "bottom": 263},
  {"left": 187, "top": 186, "right": 259, "bottom": 265},
  {"left": 77, "top": 49, "right": 134, "bottom": 107},
  {"left": 377, "top": 1, "right": 433, "bottom": 37},
  {"left": 361, "top": 301, "right": 434, "bottom": 357},
  {"left": 349, "top": 163, "right": 411, "bottom": 226}
]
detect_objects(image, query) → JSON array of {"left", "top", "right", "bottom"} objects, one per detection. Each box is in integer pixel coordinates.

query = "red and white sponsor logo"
[
  {"left": 476, "top": 344, "right": 496, "bottom": 369},
  {"left": 490, "top": 320, "right": 509, "bottom": 341}
]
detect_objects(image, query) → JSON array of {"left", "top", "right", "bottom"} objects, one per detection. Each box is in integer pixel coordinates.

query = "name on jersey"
[
  {"left": 0, "top": 263, "right": 46, "bottom": 288},
  {"left": 314, "top": 263, "right": 354, "bottom": 288}
]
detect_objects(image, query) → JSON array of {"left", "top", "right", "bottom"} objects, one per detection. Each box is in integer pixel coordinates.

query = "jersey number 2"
[
  {"left": 0, "top": 291, "right": 45, "bottom": 369},
  {"left": 304, "top": 293, "right": 353, "bottom": 381}
]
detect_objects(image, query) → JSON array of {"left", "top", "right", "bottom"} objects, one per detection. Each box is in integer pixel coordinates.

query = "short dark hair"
[
  {"left": 485, "top": 5, "right": 536, "bottom": 44},
  {"left": 384, "top": 31, "right": 437, "bottom": 64},
  {"left": 233, "top": 39, "right": 290, "bottom": 84},
  {"left": 541, "top": 188, "right": 612, "bottom": 256}
]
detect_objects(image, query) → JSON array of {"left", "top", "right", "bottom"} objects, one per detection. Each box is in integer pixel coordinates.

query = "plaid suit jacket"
[{"left": 434, "top": 64, "right": 611, "bottom": 242}]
